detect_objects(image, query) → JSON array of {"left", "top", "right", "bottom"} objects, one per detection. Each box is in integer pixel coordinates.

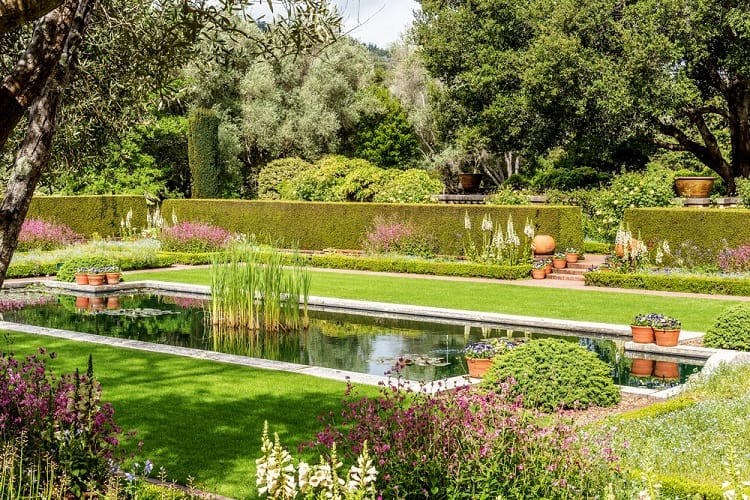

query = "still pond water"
[{"left": 0, "top": 289, "right": 701, "bottom": 386}]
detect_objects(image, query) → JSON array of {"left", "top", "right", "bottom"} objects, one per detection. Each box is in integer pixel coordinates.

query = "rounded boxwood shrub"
[
  {"left": 703, "top": 303, "right": 750, "bottom": 351},
  {"left": 481, "top": 338, "right": 620, "bottom": 411}
]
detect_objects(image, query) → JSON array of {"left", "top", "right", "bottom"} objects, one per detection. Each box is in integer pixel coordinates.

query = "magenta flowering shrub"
[
  {"left": 0, "top": 350, "right": 125, "bottom": 496},
  {"left": 362, "top": 217, "right": 438, "bottom": 258},
  {"left": 718, "top": 244, "right": 750, "bottom": 273},
  {"left": 308, "top": 379, "right": 626, "bottom": 498},
  {"left": 17, "top": 218, "right": 81, "bottom": 251},
  {"left": 159, "top": 221, "right": 233, "bottom": 253}
]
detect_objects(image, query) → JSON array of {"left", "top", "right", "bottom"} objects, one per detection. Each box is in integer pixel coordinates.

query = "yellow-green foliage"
[
  {"left": 162, "top": 200, "right": 584, "bottom": 254},
  {"left": 623, "top": 208, "right": 750, "bottom": 251},
  {"left": 26, "top": 196, "right": 147, "bottom": 238},
  {"left": 584, "top": 270, "right": 750, "bottom": 296}
]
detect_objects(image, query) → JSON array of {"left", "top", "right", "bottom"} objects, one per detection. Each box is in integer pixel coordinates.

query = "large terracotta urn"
[
  {"left": 674, "top": 177, "right": 715, "bottom": 198},
  {"left": 458, "top": 173, "right": 483, "bottom": 193},
  {"left": 532, "top": 235, "right": 555, "bottom": 255}
]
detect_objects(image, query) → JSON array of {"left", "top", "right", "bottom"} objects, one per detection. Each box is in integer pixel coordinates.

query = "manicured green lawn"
[
  {"left": 3, "top": 333, "right": 371, "bottom": 500},
  {"left": 126, "top": 268, "right": 742, "bottom": 332}
]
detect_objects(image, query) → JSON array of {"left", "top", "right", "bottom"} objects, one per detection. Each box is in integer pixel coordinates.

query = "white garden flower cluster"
[{"left": 256, "top": 422, "right": 377, "bottom": 499}]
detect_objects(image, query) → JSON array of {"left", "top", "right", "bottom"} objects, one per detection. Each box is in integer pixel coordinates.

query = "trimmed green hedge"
[
  {"left": 159, "top": 251, "right": 533, "bottom": 280},
  {"left": 584, "top": 270, "right": 750, "bottom": 296},
  {"left": 162, "top": 200, "right": 584, "bottom": 254},
  {"left": 623, "top": 207, "right": 750, "bottom": 251},
  {"left": 26, "top": 195, "right": 148, "bottom": 238}
]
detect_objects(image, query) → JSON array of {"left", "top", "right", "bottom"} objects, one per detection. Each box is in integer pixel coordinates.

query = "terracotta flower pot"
[
  {"left": 466, "top": 358, "right": 493, "bottom": 378},
  {"left": 105, "top": 272, "right": 121, "bottom": 285},
  {"left": 630, "top": 358, "right": 654, "bottom": 377},
  {"left": 90, "top": 297, "right": 105, "bottom": 310},
  {"left": 531, "top": 268, "right": 547, "bottom": 279},
  {"left": 654, "top": 361, "right": 679, "bottom": 379},
  {"left": 630, "top": 325, "right": 655, "bottom": 344},
  {"left": 615, "top": 239, "right": 639, "bottom": 257},
  {"left": 544, "top": 263, "right": 553, "bottom": 274},
  {"left": 552, "top": 258, "right": 567, "bottom": 269},
  {"left": 654, "top": 329, "right": 681, "bottom": 347},
  {"left": 532, "top": 235, "right": 555, "bottom": 255},
  {"left": 565, "top": 253, "right": 578, "bottom": 263},
  {"left": 74, "top": 273, "right": 89, "bottom": 285},
  {"left": 74, "top": 296, "right": 90, "bottom": 309},
  {"left": 106, "top": 296, "right": 120, "bottom": 309},
  {"left": 87, "top": 273, "right": 105, "bottom": 286}
]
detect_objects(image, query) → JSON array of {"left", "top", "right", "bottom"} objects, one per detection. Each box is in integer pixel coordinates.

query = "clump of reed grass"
[{"left": 210, "top": 245, "right": 310, "bottom": 339}]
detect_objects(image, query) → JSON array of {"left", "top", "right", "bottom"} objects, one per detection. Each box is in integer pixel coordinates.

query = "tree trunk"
[
  {"left": 0, "top": 79, "right": 61, "bottom": 284},
  {"left": 0, "top": 0, "right": 95, "bottom": 287},
  {"left": 0, "top": 0, "right": 75, "bottom": 152},
  {"left": 0, "top": 0, "right": 65, "bottom": 35}
]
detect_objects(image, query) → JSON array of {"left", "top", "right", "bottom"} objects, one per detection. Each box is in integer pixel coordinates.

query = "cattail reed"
[{"left": 209, "top": 244, "right": 310, "bottom": 338}]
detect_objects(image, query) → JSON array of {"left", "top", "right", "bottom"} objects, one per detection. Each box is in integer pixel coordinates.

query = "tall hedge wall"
[
  {"left": 623, "top": 208, "right": 750, "bottom": 250},
  {"left": 26, "top": 195, "right": 148, "bottom": 237},
  {"left": 162, "top": 200, "right": 584, "bottom": 254}
]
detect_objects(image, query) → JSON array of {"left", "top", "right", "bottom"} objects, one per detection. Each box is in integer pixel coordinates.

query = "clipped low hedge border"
[
  {"left": 159, "top": 251, "right": 533, "bottom": 280},
  {"left": 584, "top": 271, "right": 750, "bottom": 296}
]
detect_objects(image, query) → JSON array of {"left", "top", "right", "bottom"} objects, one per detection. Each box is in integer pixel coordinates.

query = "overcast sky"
[{"left": 332, "top": 0, "right": 420, "bottom": 48}]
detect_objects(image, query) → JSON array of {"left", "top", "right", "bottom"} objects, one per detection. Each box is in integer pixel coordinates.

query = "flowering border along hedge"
[
  {"left": 158, "top": 251, "right": 533, "bottom": 280},
  {"left": 585, "top": 270, "right": 750, "bottom": 296}
]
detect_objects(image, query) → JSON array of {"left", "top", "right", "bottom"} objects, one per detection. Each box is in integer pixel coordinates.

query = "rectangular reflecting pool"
[{"left": 0, "top": 288, "right": 702, "bottom": 386}]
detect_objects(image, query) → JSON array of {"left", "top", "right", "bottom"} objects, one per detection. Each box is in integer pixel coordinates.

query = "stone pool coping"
[{"left": 4, "top": 279, "right": 747, "bottom": 398}]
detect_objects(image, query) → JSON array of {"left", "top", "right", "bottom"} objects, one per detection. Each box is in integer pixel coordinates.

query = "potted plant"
[
  {"left": 653, "top": 315, "right": 682, "bottom": 346},
  {"left": 531, "top": 260, "right": 547, "bottom": 279},
  {"left": 544, "top": 258, "right": 553, "bottom": 274},
  {"left": 87, "top": 267, "right": 106, "bottom": 286},
  {"left": 462, "top": 337, "right": 529, "bottom": 378},
  {"left": 552, "top": 252, "right": 567, "bottom": 269},
  {"left": 105, "top": 265, "right": 122, "bottom": 285},
  {"left": 565, "top": 247, "right": 579, "bottom": 263},
  {"left": 630, "top": 313, "right": 658, "bottom": 343},
  {"left": 74, "top": 267, "right": 90, "bottom": 285},
  {"left": 674, "top": 169, "right": 716, "bottom": 198}
]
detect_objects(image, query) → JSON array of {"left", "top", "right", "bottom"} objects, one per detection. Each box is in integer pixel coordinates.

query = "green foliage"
[
  {"left": 257, "top": 158, "right": 314, "bottom": 200},
  {"left": 584, "top": 166, "right": 676, "bottom": 241},
  {"left": 623, "top": 207, "right": 750, "bottom": 256},
  {"left": 736, "top": 178, "right": 750, "bottom": 208},
  {"left": 188, "top": 107, "right": 220, "bottom": 198},
  {"left": 371, "top": 169, "right": 443, "bottom": 203},
  {"left": 584, "top": 271, "right": 750, "bottom": 297},
  {"left": 704, "top": 303, "right": 750, "bottom": 351},
  {"left": 352, "top": 85, "right": 421, "bottom": 169},
  {"left": 26, "top": 195, "right": 147, "bottom": 238},
  {"left": 617, "top": 397, "right": 696, "bottom": 421},
  {"left": 287, "top": 155, "right": 360, "bottom": 201},
  {"left": 57, "top": 256, "right": 115, "bottom": 282},
  {"left": 339, "top": 164, "right": 395, "bottom": 202},
  {"left": 532, "top": 165, "right": 612, "bottom": 191},
  {"left": 583, "top": 241, "right": 612, "bottom": 254},
  {"left": 482, "top": 339, "right": 621, "bottom": 411},
  {"left": 486, "top": 186, "right": 531, "bottom": 205}
]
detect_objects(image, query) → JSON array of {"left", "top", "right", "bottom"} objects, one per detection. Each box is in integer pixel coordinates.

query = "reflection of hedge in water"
[{"left": 210, "top": 325, "right": 303, "bottom": 362}]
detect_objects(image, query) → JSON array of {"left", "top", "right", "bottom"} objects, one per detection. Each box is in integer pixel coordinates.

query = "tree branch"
[{"left": 0, "top": 0, "right": 64, "bottom": 35}]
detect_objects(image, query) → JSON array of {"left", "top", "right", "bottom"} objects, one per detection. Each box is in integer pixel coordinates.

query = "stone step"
[
  {"left": 546, "top": 273, "right": 585, "bottom": 281},
  {"left": 551, "top": 267, "right": 587, "bottom": 276}
]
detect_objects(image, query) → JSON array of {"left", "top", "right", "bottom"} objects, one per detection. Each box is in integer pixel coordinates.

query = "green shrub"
[
  {"left": 339, "top": 164, "right": 395, "bottom": 202},
  {"left": 257, "top": 158, "right": 314, "bottom": 200},
  {"left": 371, "top": 169, "right": 442, "bottom": 203},
  {"left": 704, "top": 303, "right": 750, "bottom": 351},
  {"left": 187, "top": 107, "right": 220, "bottom": 198},
  {"left": 287, "top": 155, "right": 363, "bottom": 201},
  {"left": 482, "top": 339, "right": 621, "bottom": 411},
  {"left": 585, "top": 270, "right": 750, "bottom": 296},
  {"left": 486, "top": 186, "right": 531, "bottom": 205},
  {"left": 736, "top": 177, "right": 750, "bottom": 207}
]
